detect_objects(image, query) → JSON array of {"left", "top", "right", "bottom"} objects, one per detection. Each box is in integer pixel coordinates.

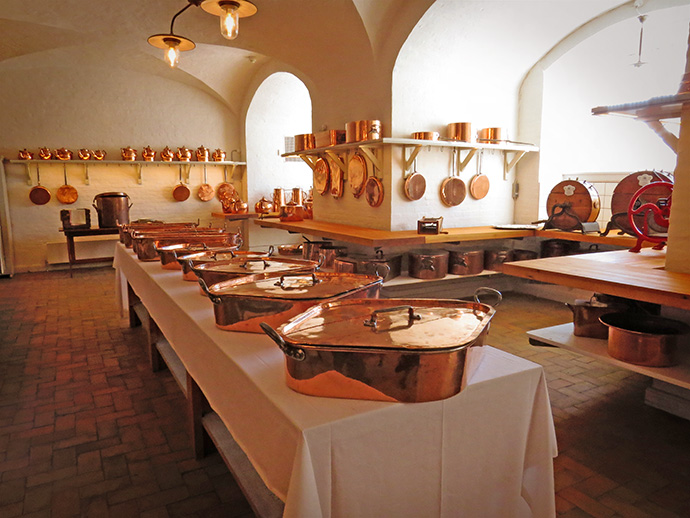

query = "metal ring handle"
[
  {"left": 241, "top": 259, "right": 268, "bottom": 269},
  {"left": 260, "top": 323, "right": 305, "bottom": 361},
  {"left": 473, "top": 287, "right": 502, "bottom": 307},
  {"left": 274, "top": 272, "right": 319, "bottom": 289},
  {"left": 363, "top": 305, "right": 420, "bottom": 329}
]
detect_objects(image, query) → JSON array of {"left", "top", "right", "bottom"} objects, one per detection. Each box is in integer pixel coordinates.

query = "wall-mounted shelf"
[
  {"left": 6, "top": 159, "right": 245, "bottom": 186},
  {"left": 282, "top": 137, "right": 538, "bottom": 178}
]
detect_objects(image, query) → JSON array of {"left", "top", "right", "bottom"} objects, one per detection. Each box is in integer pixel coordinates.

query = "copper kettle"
[
  {"left": 121, "top": 147, "right": 137, "bottom": 161},
  {"left": 160, "top": 147, "right": 174, "bottom": 162},
  {"left": 176, "top": 146, "right": 191, "bottom": 162},
  {"left": 196, "top": 146, "right": 209, "bottom": 162},
  {"left": 56, "top": 148, "right": 73, "bottom": 160},
  {"left": 254, "top": 197, "right": 273, "bottom": 214},
  {"left": 142, "top": 146, "right": 156, "bottom": 162}
]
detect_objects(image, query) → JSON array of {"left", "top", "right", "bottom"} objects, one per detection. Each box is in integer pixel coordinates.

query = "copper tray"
[
  {"left": 313, "top": 158, "right": 330, "bottom": 195},
  {"left": 348, "top": 154, "right": 367, "bottom": 198}
]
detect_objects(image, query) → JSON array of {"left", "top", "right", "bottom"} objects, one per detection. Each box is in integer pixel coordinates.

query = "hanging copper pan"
[
  {"left": 403, "top": 157, "right": 426, "bottom": 201},
  {"left": 468, "top": 150, "right": 490, "bottom": 200},
  {"left": 216, "top": 166, "right": 236, "bottom": 201},
  {"left": 313, "top": 157, "right": 330, "bottom": 195},
  {"left": 56, "top": 164, "right": 78, "bottom": 204},
  {"left": 440, "top": 149, "right": 466, "bottom": 207},
  {"left": 348, "top": 153, "right": 367, "bottom": 198},
  {"left": 329, "top": 157, "right": 344, "bottom": 198},
  {"left": 29, "top": 166, "right": 51, "bottom": 205},
  {"left": 365, "top": 176, "right": 384, "bottom": 208},
  {"left": 197, "top": 165, "right": 214, "bottom": 202},
  {"left": 172, "top": 168, "right": 190, "bottom": 201}
]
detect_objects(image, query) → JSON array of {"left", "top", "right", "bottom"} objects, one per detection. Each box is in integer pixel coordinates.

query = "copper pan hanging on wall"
[
  {"left": 403, "top": 157, "right": 426, "bottom": 201},
  {"left": 468, "top": 150, "right": 490, "bottom": 200},
  {"left": 313, "top": 157, "right": 331, "bottom": 195},
  {"left": 440, "top": 149, "right": 466, "bottom": 207},
  {"left": 56, "top": 164, "right": 78, "bottom": 204},
  {"left": 29, "top": 166, "right": 51, "bottom": 205},
  {"left": 348, "top": 153, "right": 367, "bottom": 198},
  {"left": 197, "top": 164, "right": 215, "bottom": 201},
  {"left": 173, "top": 168, "right": 190, "bottom": 201}
]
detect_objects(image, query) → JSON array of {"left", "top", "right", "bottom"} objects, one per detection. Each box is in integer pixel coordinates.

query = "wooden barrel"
[
  {"left": 610, "top": 170, "right": 673, "bottom": 235},
  {"left": 545, "top": 180, "right": 600, "bottom": 231}
]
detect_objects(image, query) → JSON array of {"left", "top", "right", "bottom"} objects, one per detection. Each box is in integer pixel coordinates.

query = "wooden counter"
[{"left": 502, "top": 248, "right": 690, "bottom": 311}]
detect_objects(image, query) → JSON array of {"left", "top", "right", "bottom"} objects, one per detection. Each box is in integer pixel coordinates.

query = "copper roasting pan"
[
  {"left": 119, "top": 221, "right": 195, "bottom": 247},
  {"left": 132, "top": 229, "right": 240, "bottom": 262},
  {"left": 177, "top": 248, "right": 274, "bottom": 281},
  {"left": 261, "top": 289, "right": 501, "bottom": 403},
  {"left": 155, "top": 243, "right": 243, "bottom": 271},
  {"left": 200, "top": 271, "right": 382, "bottom": 333},
  {"left": 190, "top": 256, "right": 320, "bottom": 287}
]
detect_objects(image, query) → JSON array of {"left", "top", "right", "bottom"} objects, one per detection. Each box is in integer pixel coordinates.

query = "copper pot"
[
  {"left": 512, "top": 249, "right": 538, "bottom": 261},
  {"left": 566, "top": 297, "right": 629, "bottom": 339},
  {"left": 477, "top": 127, "right": 505, "bottom": 143},
  {"left": 447, "top": 123, "right": 472, "bottom": 142},
  {"left": 408, "top": 249, "right": 449, "bottom": 279},
  {"left": 484, "top": 249, "right": 514, "bottom": 272},
  {"left": 448, "top": 250, "right": 484, "bottom": 275},
  {"left": 345, "top": 120, "right": 382, "bottom": 143},
  {"left": 293, "top": 134, "right": 315, "bottom": 152},
  {"left": 600, "top": 313, "right": 690, "bottom": 367},
  {"left": 260, "top": 288, "right": 502, "bottom": 403},
  {"left": 201, "top": 271, "right": 382, "bottom": 333},
  {"left": 412, "top": 131, "right": 439, "bottom": 141}
]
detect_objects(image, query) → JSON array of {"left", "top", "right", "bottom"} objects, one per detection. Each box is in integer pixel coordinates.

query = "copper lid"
[
  {"left": 208, "top": 272, "right": 381, "bottom": 300},
  {"left": 278, "top": 298, "right": 495, "bottom": 351}
]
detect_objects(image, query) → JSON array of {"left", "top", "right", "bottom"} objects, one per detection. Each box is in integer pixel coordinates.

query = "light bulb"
[
  {"left": 219, "top": 3, "right": 240, "bottom": 40},
  {"left": 164, "top": 38, "right": 181, "bottom": 68}
]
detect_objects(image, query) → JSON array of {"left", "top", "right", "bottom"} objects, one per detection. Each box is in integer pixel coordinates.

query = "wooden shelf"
[
  {"left": 212, "top": 212, "right": 260, "bottom": 221},
  {"left": 254, "top": 218, "right": 642, "bottom": 249},
  {"left": 528, "top": 323, "right": 690, "bottom": 391},
  {"left": 503, "top": 248, "right": 690, "bottom": 311},
  {"left": 253, "top": 219, "right": 539, "bottom": 247}
]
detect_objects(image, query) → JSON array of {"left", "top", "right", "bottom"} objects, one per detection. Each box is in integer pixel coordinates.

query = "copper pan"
[
  {"left": 403, "top": 157, "right": 426, "bottom": 201},
  {"left": 173, "top": 169, "right": 190, "bottom": 201},
  {"left": 468, "top": 150, "right": 489, "bottom": 200},
  {"left": 197, "top": 165, "right": 214, "bottom": 202},
  {"left": 348, "top": 153, "right": 367, "bottom": 198},
  {"left": 29, "top": 166, "right": 51, "bottom": 205},
  {"left": 601, "top": 313, "right": 690, "bottom": 367},
  {"left": 313, "top": 158, "right": 330, "bottom": 195},
  {"left": 440, "top": 149, "right": 466, "bottom": 207},
  {"left": 447, "top": 122, "right": 472, "bottom": 142},
  {"left": 365, "top": 176, "right": 384, "bottom": 208},
  {"left": 412, "top": 131, "right": 439, "bottom": 141},
  {"left": 56, "top": 164, "right": 78, "bottom": 204},
  {"left": 477, "top": 127, "right": 505, "bottom": 143}
]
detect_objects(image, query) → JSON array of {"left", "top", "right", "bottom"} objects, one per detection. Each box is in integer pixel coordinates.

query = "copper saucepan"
[
  {"left": 56, "top": 164, "right": 78, "bottom": 204},
  {"left": 29, "top": 166, "right": 51, "bottom": 205},
  {"left": 198, "top": 165, "right": 214, "bottom": 202}
]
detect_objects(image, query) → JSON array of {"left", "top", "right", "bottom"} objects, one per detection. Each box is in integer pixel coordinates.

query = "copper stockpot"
[
  {"left": 293, "top": 134, "right": 315, "bottom": 152},
  {"left": 318, "top": 245, "right": 348, "bottom": 268},
  {"left": 260, "top": 288, "right": 502, "bottom": 402},
  {"left": 448, "top": 250, "right": 485, "bottom": 275},
  {"left": 600, "top": 313, "right": 690, "bottom": 367},
  {"left": 201, "top": 271, "right": 382, "bottom": 333},
  {"left": 408, "top": 249, "right": 449, "bottom": 279},
  {"left": 447, "top": 122, "right": 473, "bottom": 142}
]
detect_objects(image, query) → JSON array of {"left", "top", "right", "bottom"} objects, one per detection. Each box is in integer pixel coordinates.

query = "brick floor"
[{"left": 2, "top": 267, "right": 690, "bottom": 517}]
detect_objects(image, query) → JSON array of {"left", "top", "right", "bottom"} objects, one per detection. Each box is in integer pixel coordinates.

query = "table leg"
[
  {"left": 66, "top": 233, "right": 76, "bottom": 277},
  {"left": 187, "top": 373, "right": 213, "bottom": 459}
]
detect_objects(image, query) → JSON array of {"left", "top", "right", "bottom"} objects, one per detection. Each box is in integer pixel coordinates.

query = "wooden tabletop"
[{"left": 503, "top": 248, "right": 690, "bottom": 311}]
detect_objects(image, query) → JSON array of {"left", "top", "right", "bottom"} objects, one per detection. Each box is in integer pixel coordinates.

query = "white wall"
[
  {"left": 521, "top": 5, "right": 688, "bottom": 222},
  {"left": 0, "top": 65, "right": 242, "bottom": 271},
  {"left": 244, "top": 72, "right": 312, "bottom": 247}
]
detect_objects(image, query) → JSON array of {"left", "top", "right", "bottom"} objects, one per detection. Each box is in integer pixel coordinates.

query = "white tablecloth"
[{"left": 114, "top": 244, "right": 557, "bottom": 517}]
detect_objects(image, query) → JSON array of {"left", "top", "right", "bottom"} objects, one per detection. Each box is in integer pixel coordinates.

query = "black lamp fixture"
[{"left": 148, "top": 0, "right": 257, "bottom": 68}]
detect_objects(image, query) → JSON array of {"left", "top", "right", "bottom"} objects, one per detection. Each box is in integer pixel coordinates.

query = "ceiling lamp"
[
  {"left": 200, "top": 1, "right": 258, "bottom": 40},
  {"left": 147, "top": 0, "right": 257, "bottom": 67}
]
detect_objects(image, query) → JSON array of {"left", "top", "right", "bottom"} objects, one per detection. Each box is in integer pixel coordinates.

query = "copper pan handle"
[
  {"left": 474, "top": 287, "right": 502, "bottom": 307},
  {"left": 363, "top": 305, "right": 421, "bottom": 329},
  {"left": 260, "top": 323, "right": 306, "bottom": 361},
  {"left": 197, "top": 277, "right": 222, "bottom": 305},
  {"left": 274, "top": 273, "right": 319, "bottom": 289},
  {"left": 241, "top": 259, "right": 268, "bottom": 269}
]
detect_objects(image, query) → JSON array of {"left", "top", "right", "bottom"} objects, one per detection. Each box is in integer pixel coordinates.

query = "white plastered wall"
[{"left": 1, "top": 65, "right": 241, "bottom": 272}]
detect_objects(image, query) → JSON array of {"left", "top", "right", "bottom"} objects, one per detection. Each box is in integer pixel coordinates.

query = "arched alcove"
[{"left": 245, "top": 71, "right": 312, "bottom": 245}]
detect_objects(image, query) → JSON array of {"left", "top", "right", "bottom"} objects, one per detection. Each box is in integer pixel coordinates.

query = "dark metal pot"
[
  {"left": 93, "top": 192, "right": 132, "bottom": 228},
  {"left": 484, "top": 249, "right": 514, "bottom": 272},
  {"left": 448, "top": 250, "right": 485, "bottom": 275},
  {"left": 408, "top": 249, "right": 449, "bottom": 279},
  {"left": 566, "top": 297, "right": 629, "bottom": 339}
]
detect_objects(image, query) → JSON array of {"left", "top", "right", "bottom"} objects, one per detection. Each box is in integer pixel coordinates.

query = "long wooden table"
[{"left": 114, "top": 244, "right": 558, "bottom": 517}]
